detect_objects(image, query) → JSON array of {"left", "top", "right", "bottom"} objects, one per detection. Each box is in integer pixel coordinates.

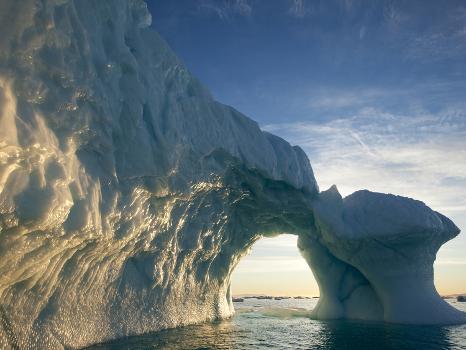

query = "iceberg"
[
  {"left": 299, "top": 187, "right": 465, "bottom": 324},
  {"left": 0, "top": 0, "right": 464, "bottom": 348}
]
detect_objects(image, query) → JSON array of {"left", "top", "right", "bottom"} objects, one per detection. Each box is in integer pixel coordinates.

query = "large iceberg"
[{"left": 0, "top": 0, "right": 464, "bottom": 348}]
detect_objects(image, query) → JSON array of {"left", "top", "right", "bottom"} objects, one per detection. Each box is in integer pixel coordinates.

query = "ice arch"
[
  {"left": 225, "top": 184, "right": 465, "bottom": 325},
  {"left": 0, "top": 0, "right": 465, "bottom": 348}
]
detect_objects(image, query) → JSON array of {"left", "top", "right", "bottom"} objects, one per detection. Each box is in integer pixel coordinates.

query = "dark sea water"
[{"left": 87, "top": 298, "right": 466, "bottom": 350}]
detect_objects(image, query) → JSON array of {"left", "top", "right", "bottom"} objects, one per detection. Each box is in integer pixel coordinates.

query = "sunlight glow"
[{"left": 231, "top": 234, "right": 319, "bottom": 296}]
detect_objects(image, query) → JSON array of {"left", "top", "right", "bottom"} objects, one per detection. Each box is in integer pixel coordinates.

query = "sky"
[{"left": 147, "top": 0, "right": 466, "bottom": 296}]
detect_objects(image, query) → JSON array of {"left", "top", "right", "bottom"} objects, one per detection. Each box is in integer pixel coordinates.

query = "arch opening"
[
  {"left": 230, "top": 234, "right": 319, "bottom": 298},
  {"left": 227, "top": 232, "right": 385, "bottom": 322}
]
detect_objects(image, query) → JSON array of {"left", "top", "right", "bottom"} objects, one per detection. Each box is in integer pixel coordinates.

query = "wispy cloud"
[
  {"left": 264, "top": 108, "right": 466, "bottom": 213},
  {"left": 383, "top": 2, "right": 466, "bottom": 62},
  {"left": 383, "top": 1, "right": 409, "bottom": 29},
  {"left": 288, "top": 0, "right": 310, "bottom": 18},
  {"left": 406, "top": 30, "right": 466, "bottom": 63},
  {"left": 287, "top": 0, "right": 357, "bottom": 18},
  {"left": 197, "top": 0, "right": 253, "bottom": 19},
  {"left": 305, "top": 88, "right": 391, "bottom": 110},
  {"left": 359, "top": 26, "right": 367, "bottom": 39}
]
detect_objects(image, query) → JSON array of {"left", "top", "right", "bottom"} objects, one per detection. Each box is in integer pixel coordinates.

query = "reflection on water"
[
  {"left": 88, "top": 321, "right": 238, "bottom": 350},
  {"left": 317, "top": 320, "right": 455, "bottom": 350},
  {"left": 87, "top": 299, "right": 466, "bottom": 350}
]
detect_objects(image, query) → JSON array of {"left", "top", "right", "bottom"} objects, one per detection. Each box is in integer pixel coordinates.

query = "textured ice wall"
[
  {"left": 0, "top": 0, "right": 464, "bottom": 349},
  {"left": 0, "top": 0, "right": 317, "bottom": 348}
]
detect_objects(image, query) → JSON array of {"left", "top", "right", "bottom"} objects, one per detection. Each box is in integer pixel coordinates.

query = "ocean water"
[{"left": 87, "top": 298, "right": 466, "bottom": 350}]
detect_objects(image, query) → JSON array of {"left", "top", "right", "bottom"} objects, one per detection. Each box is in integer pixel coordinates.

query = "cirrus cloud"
[{"left": 197, "top": 0, "right": 253, "bottom": 19}]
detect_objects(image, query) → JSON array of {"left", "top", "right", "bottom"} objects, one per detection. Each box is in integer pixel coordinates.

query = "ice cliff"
[{"left": 0, "top": 0, "right": 464, "bottom": 348}]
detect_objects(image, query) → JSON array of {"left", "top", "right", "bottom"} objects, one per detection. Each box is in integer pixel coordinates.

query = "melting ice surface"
[{"left": 0, "top": 0, "right": 465, "bottom": 349}]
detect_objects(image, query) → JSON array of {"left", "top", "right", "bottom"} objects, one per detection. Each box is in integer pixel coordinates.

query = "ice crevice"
[{"left": 0, "top": 0, "right": 465, "bottom": 349}]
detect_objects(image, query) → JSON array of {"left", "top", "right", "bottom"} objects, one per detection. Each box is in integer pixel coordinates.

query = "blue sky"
[{"left": 147, "top": 0, "right": 466, "bottom": 295}]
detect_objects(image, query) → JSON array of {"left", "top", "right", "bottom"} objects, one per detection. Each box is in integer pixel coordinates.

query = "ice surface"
[{"left": 0, "top": 0, "right": 464, "bottom": 348}]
